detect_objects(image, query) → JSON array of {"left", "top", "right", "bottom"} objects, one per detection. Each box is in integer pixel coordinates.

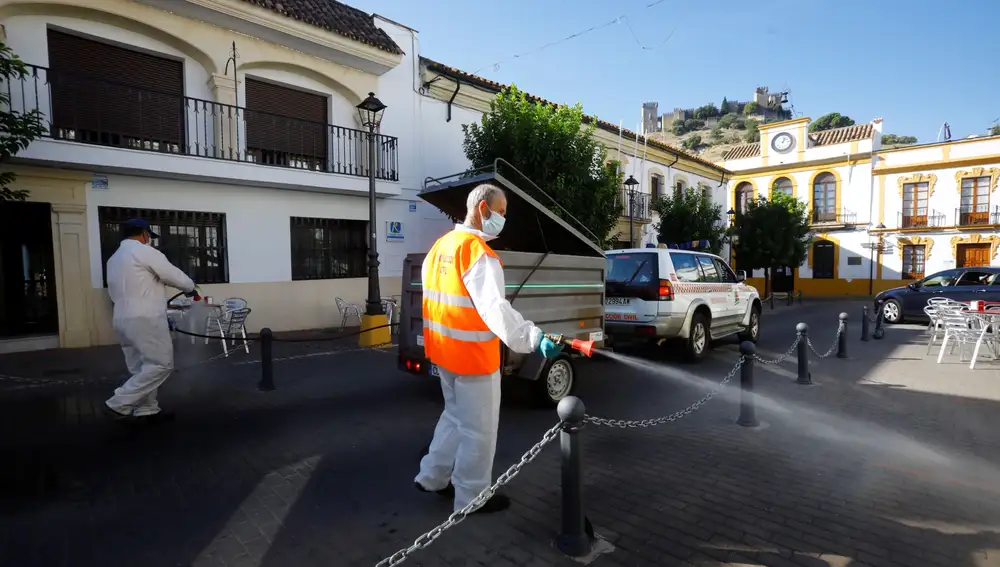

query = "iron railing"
[
  {"left": 897, "top": 209, "right": 946, "bottom": 229},
  {"left": 5, "top": 64, "right": 399, "bottom": 181},
  {"left": 619, "top": 189, "right": 652, "bottom": 221},
  {"left": 955, "top": 205, "right": 1000, "bottom": 227},
  {"left": 811, "top": 208, "right": 857, "bottom": 225}
]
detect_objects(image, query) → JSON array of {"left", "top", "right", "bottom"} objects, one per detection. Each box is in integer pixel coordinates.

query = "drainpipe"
[{"left": 445, "top": 81, "right": 461, "bottom": 122}]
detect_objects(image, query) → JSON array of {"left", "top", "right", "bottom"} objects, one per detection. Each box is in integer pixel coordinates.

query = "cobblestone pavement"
[{"left": 3, "top": 303, "right": 1000, "bottom": 567}]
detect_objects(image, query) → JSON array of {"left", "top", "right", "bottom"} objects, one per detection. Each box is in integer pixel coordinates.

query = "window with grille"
[
  {"left": 901, "top": 245, "right": 925, "bottom": 280},
  {"left": 772, "top": 177, "right": 792, "bottom": 198},
  {"left": 98, "top": 207, "right": 228, "bottom": 286},
  {"left": 959, "top": 176, "right": 991, "bottom": 224},
  {"left": 651, "top": 174, "right": 663, "bottom": 200},
  {"left": 901, "top": 182, "right": 929, "bottom": 228},
  {"left": 812, "top": 172, "right": 837, "bottom": 222},
  {"left": 290, "top": 217, "right": 368, "bottom": 280}
]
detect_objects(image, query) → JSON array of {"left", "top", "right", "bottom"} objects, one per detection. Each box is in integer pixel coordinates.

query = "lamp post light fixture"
[
  {"left": 624, "top": 175, "right": 639, "bottom": 247},
  {"left": 356, "top": 92, "right": 391, "bottom": 347}
]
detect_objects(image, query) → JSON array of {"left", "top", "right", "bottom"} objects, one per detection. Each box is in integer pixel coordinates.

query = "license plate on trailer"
[
  {"left": 430, "top": 365, "right": 441, "bottom": 377},
  {"left": 605, "top": 297, "right": 631, "bottom": 305}
]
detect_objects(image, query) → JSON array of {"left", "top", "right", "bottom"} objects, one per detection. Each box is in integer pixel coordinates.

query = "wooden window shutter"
[{"left": 245, "top": 78, "right": 328, "bottom": 164}]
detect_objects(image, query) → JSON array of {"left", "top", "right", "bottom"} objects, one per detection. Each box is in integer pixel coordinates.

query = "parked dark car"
[{"left": 874, "top": 267, "right": 1000, "bottom": 323}]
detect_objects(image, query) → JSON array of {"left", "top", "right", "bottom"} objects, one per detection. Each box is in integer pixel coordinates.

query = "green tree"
[
  {"left": 720, "top": 97, "right": 729, "bottom": 114},
  {"left": 682, "top": 134, "right": 702, "bottom": 151},
  {"left": 710, "top": 126, "right": 723, "bottom": 142},
  {"left": 652, "top": 186, "right": 726, "bottom": 254},
  {"left": 743, "top": 101, "right": 760, "bottom": 116},
  {"left": 462, "top": 86, "right": 622, "bottom": 248},
  {"left": 881, "top": 134, "right": 918, "bottom": 145},
  {"left": 1, "top": 41, "right": 46, "bottom": 201},
  {"left": 744, "top": 119, "right": 760, "bottom": 143},
  {"left": 733, "top": 192, "right": 810, "bottom": 297},
  {"left": 671, "top": 119, "right": 689, "bottom": 136},
  {"left": 694, "top": 104, "right": 719, "bottom": 120},
  {"left": 718, "top": 113, "right": 738, "bottom": 129},
  {"left": 988, "top": 124, "right": 1000, "bottom": 136},
  {"left": 808, "top": 112, "right": 855, "bottom": 132},
  {"left": 686, "top": 118, "right": 706, "bottom": 130}
]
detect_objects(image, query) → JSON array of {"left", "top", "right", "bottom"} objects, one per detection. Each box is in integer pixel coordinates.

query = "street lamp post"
[
  {"left": 356, "top": 92, "right": 390, "bottom": 347},
  {"left": 868, "top": 223, "right": 886, "bottom": 295},
  {"left": 624, "top": 175, "right": 639, "bottom": 247},
  {"left": 727, "top": 208, "right": 738, "bottom": 268}
]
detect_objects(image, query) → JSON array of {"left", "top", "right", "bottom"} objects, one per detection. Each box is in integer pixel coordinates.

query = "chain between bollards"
[
  {"left": 556, "top": 396, "right": 593, "bottom": 557},
  {"left": 258, "top": 327, "right": 274, "bottom": 391},
  {"left": 861, "top": 306, "right": 870, "bottom": 341},
  {"left": 786, "top": 291, "right": 793, "bottom": 306},
  {"left": 796, "top": 323, "right": 811, "bottom": 384},
  {"left": 737, "top": 341, "right": 759, "bottom": 427},
  {"left": 836, "top": 312, "right": 849, "bottom": 358}
]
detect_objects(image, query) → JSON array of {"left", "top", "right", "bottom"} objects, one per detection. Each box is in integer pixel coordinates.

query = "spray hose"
[
  {"left": 543, "top": 333, "right": 596, "bottom": 358},
  {"left": 165, "top": 291, "right": 392, "bottom": 343}
]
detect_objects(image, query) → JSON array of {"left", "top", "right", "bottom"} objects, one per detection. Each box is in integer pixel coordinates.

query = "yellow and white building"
[{"left": 721, "top": 116, "right": 1000, "bottom": 297}]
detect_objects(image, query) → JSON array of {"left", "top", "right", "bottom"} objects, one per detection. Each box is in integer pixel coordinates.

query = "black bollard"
[
  {"left": 861, "top": 306, "right": 870, "bottom": 342},
  {"left": 556, "top": 396, "right": 591, "bottom": 557},
  {"left": 258, "top": 327, "right": 274, "bottom": 391},
  {"left": 769, "top": 291, "right": 775, "bottom": 310},
  {"left": 787, "top": 291, "right": 793, "bottom": 306},
  {"left": 797, "top": 290, "right": 803, "bottom": 305},
  {"left": 836, "top": 312, "right": 849, "bottom": 358},
  {"left": 796, "top": 323, "right": 811, "bottom": 385},
  {"left": 737, "top": 341, "right": 759, "bottom": 427},
  {"left": 873, "top": 301, "right": 886, "bottom": 340}
]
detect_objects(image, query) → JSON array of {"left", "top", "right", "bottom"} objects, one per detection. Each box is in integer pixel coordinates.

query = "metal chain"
[
  {"left": 753, "top": 336, "right": 800, "bottom": 365},
  {"left": 807, "top": 323, "right": 844, "bottom": 359},
  {"left": 584, "top": 357, "right": 744, "bottom": 428},
  {"left": 375, "top": 423, "right": 562, "bottom": 567}
]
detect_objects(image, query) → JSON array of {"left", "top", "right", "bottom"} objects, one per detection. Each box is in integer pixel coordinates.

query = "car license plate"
[
  {"left": 430, "top": 364, "right": 441, "bottom": 377},
  {"left": 606, "top": 297, "right": 631, "bottom": 305}
]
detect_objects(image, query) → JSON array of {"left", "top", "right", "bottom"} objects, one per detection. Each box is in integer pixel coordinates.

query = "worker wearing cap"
[
  {"left": 103, "top": 218, "right": 197, "bottom": 421},
  {"left": 415, "top": 183, "right": 563, "bottom": 514}
]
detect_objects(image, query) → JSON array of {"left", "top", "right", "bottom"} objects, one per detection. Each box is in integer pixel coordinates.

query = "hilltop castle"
[{"left": 641, "top": 87, "right": 792, "bottom": 135}]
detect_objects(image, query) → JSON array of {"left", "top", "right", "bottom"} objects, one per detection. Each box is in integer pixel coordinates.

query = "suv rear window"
[{"left": 607, "top": 253, "right": 657, "bottom": 285}]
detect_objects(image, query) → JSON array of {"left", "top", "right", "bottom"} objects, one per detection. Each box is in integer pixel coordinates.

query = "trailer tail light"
[
  {"left": 636, "top": 326, "right": 656, "bottom": 335},
  {"left": 658, "top": 279, "right": 674, "bottom": 301},
  {"left": 404, "top": 359, "right": 422, "bottom": 374}
]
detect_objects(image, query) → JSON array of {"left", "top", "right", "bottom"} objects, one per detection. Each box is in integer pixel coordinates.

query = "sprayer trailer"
[{"left": 397, "top": 160, "right": 606, "bottom": 407}]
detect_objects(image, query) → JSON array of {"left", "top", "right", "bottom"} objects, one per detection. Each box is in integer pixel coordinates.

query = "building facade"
[
  {"left": 721, "top": 114, "right": 1000, "bottom": 297},
  {"left": 0, "top": 0, "right": 464, "bottom": 352},
  {"left": 418, "top": 58, "right": 731, "bottom": 252}
]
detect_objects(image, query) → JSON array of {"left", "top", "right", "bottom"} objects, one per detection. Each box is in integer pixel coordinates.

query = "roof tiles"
[
  {"left": 240, "top": 0, "right": 403, "bottom": 54},
  {"left": 722, "top": 143, "right": 761, "bottom": 161},
  {"left": 809, "top": 123, "right": 874, "bottom": 146}
]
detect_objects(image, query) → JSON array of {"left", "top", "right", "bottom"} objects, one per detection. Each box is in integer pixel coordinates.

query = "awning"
[{"left": 421, "top": 163, "right": 605, "bottom": 259}]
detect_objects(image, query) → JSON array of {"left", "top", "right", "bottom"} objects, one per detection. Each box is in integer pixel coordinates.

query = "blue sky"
[{"left": 356, "top": 0, "right": 999, "bottom": 143}]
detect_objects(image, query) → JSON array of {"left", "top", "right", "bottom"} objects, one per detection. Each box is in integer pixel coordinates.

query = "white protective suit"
[
  {"left": 105, "top": 239, "right": 195, "bottom": 416},
  {"left": 415, "top": 224, "right": 543, "bottom": 512}
]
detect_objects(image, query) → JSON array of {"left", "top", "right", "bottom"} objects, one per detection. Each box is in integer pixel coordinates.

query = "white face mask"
[{"left": 481, "top": 207, "right": 506, "bottom": 236}]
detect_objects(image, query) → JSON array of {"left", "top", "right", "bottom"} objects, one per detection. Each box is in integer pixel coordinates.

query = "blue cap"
[{"left": 124, "top": 218, "right": 159, "bottom": 239}]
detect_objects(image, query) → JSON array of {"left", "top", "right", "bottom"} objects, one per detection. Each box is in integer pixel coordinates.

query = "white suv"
[{"left": 604, "top": 248, "right": 761, "bottom": 361}]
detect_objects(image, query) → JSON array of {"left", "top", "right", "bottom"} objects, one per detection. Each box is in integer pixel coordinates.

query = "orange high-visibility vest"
[{"left": 422, "top": 229, "right": 502, "bottom": 375}]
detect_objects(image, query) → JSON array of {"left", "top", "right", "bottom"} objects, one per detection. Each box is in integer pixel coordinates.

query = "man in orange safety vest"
[{"left": 414, "top": 183, "right": 562, "bottom": 514}]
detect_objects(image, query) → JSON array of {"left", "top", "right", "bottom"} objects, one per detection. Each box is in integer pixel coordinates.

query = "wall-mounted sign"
[
  {"left": 408, "top": 201, "right": 417, "bottom": 212},
  {"left": 386, "top": 221, "right": 404, "bottom": 242},
  {"left": 91, "top": 175, "right": 109, "bottom": 190}
]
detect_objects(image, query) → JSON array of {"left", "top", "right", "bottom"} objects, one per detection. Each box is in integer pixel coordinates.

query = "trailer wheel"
[{"left": 533, "top": 354, "right": 575, "bottom": 407}]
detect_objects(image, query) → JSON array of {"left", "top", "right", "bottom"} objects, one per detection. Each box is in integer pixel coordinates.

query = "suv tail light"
[{"left": 658, "top": 279, "right": 674, "bottom": 301}]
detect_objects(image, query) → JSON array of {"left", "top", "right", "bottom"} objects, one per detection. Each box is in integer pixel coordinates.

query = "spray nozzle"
[{"left": 544, "top": 333, "right": 596, "bottom": 358}]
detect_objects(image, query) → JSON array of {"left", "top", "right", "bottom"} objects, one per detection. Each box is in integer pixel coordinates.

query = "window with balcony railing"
[
  {"left": 812, "top": 172, "right": 837, "bottom": 222},
  {"left": 900, "top": 181, "right": 929, "bottom": 228},
  {"left": 959, "top": 176, "right": 992, "bottom": 225}
]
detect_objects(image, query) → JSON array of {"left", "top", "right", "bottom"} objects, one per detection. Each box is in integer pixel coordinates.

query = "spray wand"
[{"left": 544, "top": 333, "right": 596, "bottom": 357}]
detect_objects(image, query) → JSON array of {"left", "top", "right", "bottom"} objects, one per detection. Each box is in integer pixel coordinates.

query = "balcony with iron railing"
[
  {"left": 811, "top": 207, "right": 857, "bottom": 226},
  {"left": 4, "top": 65, "right": 399, "bottom": 182},
  {"left": 955, "top": 205, "right": 1000, "bottom": 227},
  {"left": 619, "top": 190, "right": 652, "bottom": 222},
  {"left": 897, "top": 209, "right": 947, "bottom": 229}
]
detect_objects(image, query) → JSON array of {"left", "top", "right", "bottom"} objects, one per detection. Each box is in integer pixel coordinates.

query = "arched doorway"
[{"left": 813, "top": 239, "right": 835, "bottom": 279}]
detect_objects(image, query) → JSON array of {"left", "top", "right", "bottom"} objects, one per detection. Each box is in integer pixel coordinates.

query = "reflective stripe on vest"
[{"left": 422, "top": 229, "right": 502, "bottom": 375}]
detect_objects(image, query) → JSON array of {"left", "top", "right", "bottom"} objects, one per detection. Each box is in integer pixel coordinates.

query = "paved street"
[{"left": 4, "top": 300, "right": 1000, "bottom": 567}]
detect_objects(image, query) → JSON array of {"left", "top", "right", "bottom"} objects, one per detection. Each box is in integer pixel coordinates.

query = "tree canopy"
[
  {"left": 652, "top": 186, "right": 726, "bottom": 255},
  {"left": 881, "top": 134, "right": 918, "bottom": 145},
  {"left": 1, "top": 41, "right": 46, "bottom": 201},
  {"left": 733, "top": 192, "right": 811, "bottom": 294},
  {"left": 462, "top": 86, "right": 622, "bottom": 248},
  {"left": 808, "top": 112, "right": 855, "bottom": 133}
]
